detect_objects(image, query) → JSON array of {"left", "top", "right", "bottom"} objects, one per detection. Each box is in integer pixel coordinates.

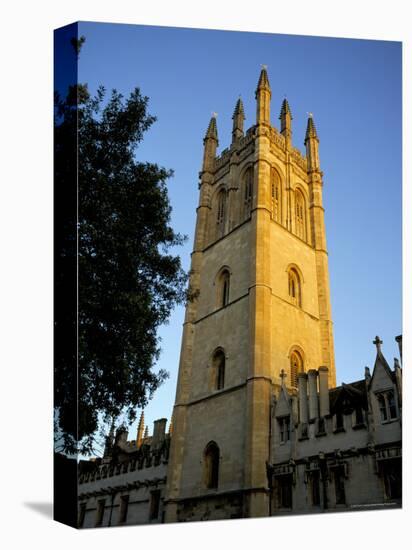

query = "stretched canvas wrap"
[{"left": 54, "top": 22, "right": 402, "bottom": 528}]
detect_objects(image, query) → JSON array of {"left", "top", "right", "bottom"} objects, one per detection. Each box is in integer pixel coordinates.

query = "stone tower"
[{"left": 164, "top": 68, "right": 336, "bottom": 522}]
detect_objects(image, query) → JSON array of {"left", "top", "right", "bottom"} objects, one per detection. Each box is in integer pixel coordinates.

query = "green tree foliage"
[{"left": 54, "top": 82, "right": 187, "bottom": 455}]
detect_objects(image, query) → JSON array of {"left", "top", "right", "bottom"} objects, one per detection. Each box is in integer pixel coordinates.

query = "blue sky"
[{"left": 74, "top": 22, "right": 401, "bottom": 445}]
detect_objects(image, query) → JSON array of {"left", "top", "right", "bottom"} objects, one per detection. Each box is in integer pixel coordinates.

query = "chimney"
[
  {"left": 394, "top": 358, "right": 402, "bottom": 407},
  {"left": 307, "top": 370, "right": 319, "bottom": 421},
  {"left": 297, "top": 372, "right": 309, "bottom": 424},
  {"left": 395, "top": 335, "right": 402, "bottom": 364},
  {"left": 151, "top": 418, "right": 167, "bottom": 449},
  {"left": 318, "top": 367, "right": 330, "bottom": 417}
]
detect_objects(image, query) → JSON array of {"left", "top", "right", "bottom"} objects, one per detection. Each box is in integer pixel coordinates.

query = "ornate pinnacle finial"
[
  {"left": 233, "top": 97, "right": 245, "bottom": 118},
  {"left": 304, "top": 114, "right": 318, "bottom": 144},
  {"left": 136, "top": 410, "right": 145, "bottom": 447},
  {"left": 204, "top": 115, "right": 218, "bottom": 141},
  {"left": 256, "top": 65, "right": 270, "bottom": 92},
  {"left": 280, "top": 369, "right": 287, "bottom": 384},
  {"left": 373, "top": 336, "right": 383, "bottom": 353},
  {"left": 279, "top": 98, "right": 293, "bottom": 119},
  {"left": 143, "top": 425, "right": 149, "bottom": 439}
]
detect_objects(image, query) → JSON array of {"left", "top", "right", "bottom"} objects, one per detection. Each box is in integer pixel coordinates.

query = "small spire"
[
  {"left": 304, "top": 114, "right": 318, "bottom": 144},
  {"left": 279, "top": 98, "right": 292, "bottom": 119},
  {"left": 136, "top": 410, "right": 145, "bottom": 447},
  {"left": 143, "top": 425, "right": 149, "bottom": 439},
  {"left": 373, "top": 335, "right": 383, "bottom": 353},
  {"left": 280, "top": 369, "right": 287, "bottom": 385},
  {"left": 204, "top": 114, "right": 218, "bottom": 142},
  {"left": 256, "top": 65, "right": 271, "bottom": 92},
  {"left": 232, "top": 97, "right": 245, "bottom": 119},
  {"left": 232, "top": 97, "right": 245, "bottom": 142}
]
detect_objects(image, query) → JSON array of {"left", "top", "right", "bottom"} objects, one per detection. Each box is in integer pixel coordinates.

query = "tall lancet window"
[
  {"left": 288, "top": 268, "right": 302, "bottom": 308},
  {"left": 271, "top": 169, "right": 281, "bottom": 223},
  {"left": 212, "top": 349, "right": 226, "bottom": 390},
  {"left": 204, "top": 441, "right": 220, "bottom": 489},
  {"left": 290, "top": 350, "right": 303, "bottom": 388},
  {"left": 243, "top": 167, "right": 253, "bottom": 219},
  {"left": 216, "top": 190, "right": 226, "bottom": 238},
  {"left": 295, "top": 190, "right": 306, "bottom": 240},
  {"left": 219, "top": 269, "right": 230, "bottom": 308}
]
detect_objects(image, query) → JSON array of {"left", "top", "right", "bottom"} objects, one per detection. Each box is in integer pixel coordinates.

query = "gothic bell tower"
[{"left": 165, "top": 67, "right": 336, "bottom": 522}]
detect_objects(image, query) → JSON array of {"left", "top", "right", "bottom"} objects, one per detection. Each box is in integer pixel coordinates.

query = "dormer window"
[
  {"left": 278, "top": 416, "right": 291, "bottom": 443},
  {"left": 377, "top": 391, "right": 397, "bottom": 422},
  {"left": 355, "top": 406, "right": 364, "bottom": 425},
  {"left": 334, "top": 411, "right": 344, "bottom": 432}
]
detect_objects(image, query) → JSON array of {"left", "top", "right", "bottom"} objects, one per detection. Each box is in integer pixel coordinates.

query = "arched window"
[
  {"left": 295, "top": 189, "right": 306, "bottom": 240},
  {"left": 243, "top": 167, "right": 253, "bottom": 219},
  {"left": 216, "top": 189, "right": 226, "bottom": 238},
  {"left": 220, "top": 269, "right": 230, "bottom": 307},
  {"left": 288, "top": 268, "right": 302, "bottom": 307},
  {"left": 271, "top": 169, "right": 281, "bottom": 223},
  {"left": 290, "top": 350, "right": 303, "bottom": 388},
  {"left": 204, "top": 441, "right": 220, "bottom": 489},
  {"left": 212, "top": 349, "right": 225, "bottom": 390}
]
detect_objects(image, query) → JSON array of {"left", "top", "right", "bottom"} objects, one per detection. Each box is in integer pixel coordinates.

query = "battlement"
[
  {"left": 79, "top": 415, "right": 172, "bottom": 484},
  {"left": 78, "top": 436, "right": 170, "bottom": 484},
  {"left": 269, "top": 125, "right": 286, "bottom": 150}
]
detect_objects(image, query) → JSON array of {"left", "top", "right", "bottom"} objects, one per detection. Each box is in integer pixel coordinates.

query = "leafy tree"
[{"left": 54, "top": 74, "right": 187, "bottom": 455}]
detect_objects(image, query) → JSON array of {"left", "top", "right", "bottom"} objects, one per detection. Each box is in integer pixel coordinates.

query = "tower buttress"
[
  {"left": 165, "top": 115, "right": 217, "bottom": 521},
  {"left": 255, "top": 67, "right": 271, "bottom": 125},
  {"left": 305, "top": 115, "right": 336, "bottom": 384},
  {"left": 232, "top": 97, "right": 245, "bottom": 143}
]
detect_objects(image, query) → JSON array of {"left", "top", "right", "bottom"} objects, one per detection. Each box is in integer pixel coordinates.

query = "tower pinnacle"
[
  {"left": 202, "top": 114, "right": 218, "bottom": 172},
  {"left": 305, "top": 114, "right": 320, "bottom": 171},
  {"left": 232, "top": 97, "right": 245, "bottom": 142},
  {"left": 279, "top": 98, "right": 293, "bottom": 146},
  {"left": 204, "top": 114, "right": 218, "bottom": 142},
  {"left": 256, "top": 66, "right": 271, "bottom": 93},
  {"left": 255, "top": 66, "right": 271, "bottom": 125},
  {"left": 136, "top": 410, "right": 145, "bottom": 448},
  {"left": 304, "top": 114, "right": 318, "bottom": 144}
]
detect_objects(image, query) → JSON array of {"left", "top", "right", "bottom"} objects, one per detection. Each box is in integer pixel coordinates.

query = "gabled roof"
[
  {"left": 329, "top": 379, "right": 367, "bottom": 414},
  {"left": 369, "top": 346, "right": 396, "bottom": 390},
  {"left": 275, "top": 375, "right": 292, "bottom": 417}
]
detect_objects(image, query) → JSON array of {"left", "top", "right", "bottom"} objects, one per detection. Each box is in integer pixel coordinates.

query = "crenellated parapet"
[{"left": 78, "top": 438, "right": 170, "bottom": 485}]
